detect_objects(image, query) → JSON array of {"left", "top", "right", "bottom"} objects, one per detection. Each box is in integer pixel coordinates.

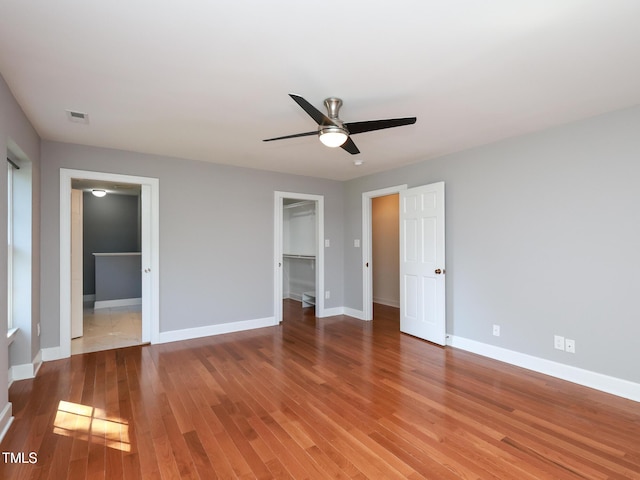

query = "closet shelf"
[
  {"left": 283, "top": 254, "right": 315, "bottom": 259},
  {"left": 302, "top": 291, "right": 316, "bottom": 308},
  {"left": 284, "top": 200, "right": 314, "bottom": 209}
]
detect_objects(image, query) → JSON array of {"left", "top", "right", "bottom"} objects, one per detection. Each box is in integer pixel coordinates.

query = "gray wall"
[
  {"left": 0, "top": 72, "right": 41, "bottom": 405},
  {"left": 343, "top": 105, "right": 640, "bottom": 384},
  {"left": 83, "top": 192, "right": 140, "bottom": 295},
  {"left": 40, "top": 141, "right": 344, "bottom": 347},
  {"left": 94, "top": 255, "right": 142, "bottom": 301}
]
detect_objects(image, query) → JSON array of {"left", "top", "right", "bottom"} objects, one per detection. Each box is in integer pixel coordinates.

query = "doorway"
[
  {"left": 362, "top": 185, "right": 407, "bottom": 321},
  {"left": 59, "top": 169, "right": 160, "bottom": 359},
  {"left": 273, "top": 191, "right": 325, "bottom": 324},
  {"left": 371, "top": 194, "right": 400, "bottom": 310},
  {"left": 70, "top": 180, "right": 143, "bottom": 354},
  {"left": 362, "top": 183, "right": 446, "bottom": 345}
]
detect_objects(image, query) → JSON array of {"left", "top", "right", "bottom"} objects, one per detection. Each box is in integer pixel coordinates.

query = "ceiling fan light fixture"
[
  {"left": 319, "top": 126, "right": 348, "bottom": 148},
  {"left": 263, "top": 94, "right": 415, "bottom": 156}
]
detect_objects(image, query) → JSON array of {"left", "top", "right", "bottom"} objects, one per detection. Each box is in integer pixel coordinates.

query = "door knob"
[{"left": 435, "top": 268, "right": 445, "bottom": 274}]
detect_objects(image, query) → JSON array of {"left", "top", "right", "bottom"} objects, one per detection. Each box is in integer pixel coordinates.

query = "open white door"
[
  {"left": 400, "top": 182, "right": 446, "bottom": 345},
  {"left": 71, "top": 189, "right": 83, "bottom": 338}
]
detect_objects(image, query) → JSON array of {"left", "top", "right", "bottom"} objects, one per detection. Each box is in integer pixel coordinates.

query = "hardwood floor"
[{"left": 2, "top": 301, "right": 639, "bottom": 479}]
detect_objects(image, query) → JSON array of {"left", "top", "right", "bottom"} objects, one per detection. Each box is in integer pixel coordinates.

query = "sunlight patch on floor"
[{"left": 53, "top": 400, "right": 131, "bottom": 452}]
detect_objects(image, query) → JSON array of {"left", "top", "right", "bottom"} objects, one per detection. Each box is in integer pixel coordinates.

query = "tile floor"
[{"left": 71, "top": 304, "right": 143, "bottom": 355}]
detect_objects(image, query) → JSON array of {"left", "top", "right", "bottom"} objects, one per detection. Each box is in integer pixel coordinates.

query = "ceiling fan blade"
[
  {"left": 289, "top": 94, "right": 336, "bottom": 126},
  {"left": 340, "top": 137, "right": 360, "bottom": 155},
  {"left": 345, "top": 117, "right": 416, "bottom": 135},
  {"left": 263, "top": 130, "right": 317, "bottom": 142}
]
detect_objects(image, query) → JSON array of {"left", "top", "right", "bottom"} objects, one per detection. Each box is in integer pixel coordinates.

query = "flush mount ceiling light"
[{"left": 91, "top": 189, "right": 106, "bottom": 197}]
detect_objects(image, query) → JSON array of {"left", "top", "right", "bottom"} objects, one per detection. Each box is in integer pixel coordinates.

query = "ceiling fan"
[{"left": 263, "top": 94, "right": 417, "bottom": 155}]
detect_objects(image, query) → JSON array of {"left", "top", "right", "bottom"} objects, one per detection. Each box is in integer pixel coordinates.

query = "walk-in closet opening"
[
  {"left": 273, "top": 191, "right": 325, "bottom": 324},
  {"left": 283, "top": 198, "right": 317, "bottom": 312}
]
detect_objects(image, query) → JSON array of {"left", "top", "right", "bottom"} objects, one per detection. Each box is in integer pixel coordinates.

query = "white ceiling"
[{"left": 1, "top": 1, "right": 639, "bottom": 181}]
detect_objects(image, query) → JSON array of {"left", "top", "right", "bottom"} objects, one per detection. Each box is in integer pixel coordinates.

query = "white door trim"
[
  {"left": 59, "top": 169, "right": 160, "bottom": 358},
  {"left": 70, "top": 189, "right": 83, "bottom": 338},
  {"left": 361, "top": 185, "right": 408, "bottom": 321},
  {"left": 274, "top": 191, "right": 325, "bottom": 323}
]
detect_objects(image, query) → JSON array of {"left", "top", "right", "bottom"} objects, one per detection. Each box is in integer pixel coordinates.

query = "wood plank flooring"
[{"left": 2, "top": 301, "right": 639, "bottom": 479}]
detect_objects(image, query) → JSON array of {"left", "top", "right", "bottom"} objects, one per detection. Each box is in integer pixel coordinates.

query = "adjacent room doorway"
[
  {"left": 59, "top": 169, "right": 160, "bottom": 359},
  {"left": 362, "top": 182, "right": 446, "bottom": 345},
  {"left": 70, "top": 179, "right": 144, "bottom": 354}
]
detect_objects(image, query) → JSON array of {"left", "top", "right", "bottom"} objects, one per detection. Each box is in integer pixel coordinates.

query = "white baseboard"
[
  {"left": 0, "top": 402, "right": 13, "bottom": 444},
  {"left": 280, "top": 303, "right": 361, "bottom": 319},
  {"left": 42, "top": 316, "right": 278, "bottom": 358},
  {"left": 10, "top": 364, "right": 33, "bottom": 384},
  {"left": 157, "top": 316, "right": 276, "bottom": 344},
  {"left": 9, "top": 350, "right": 44, "bottom": 386},
  {"left": 33, "top": 350, "right": 42, "bottom": 377},
  {"left": 41, "top": 346, "right": 63, "bottom": 362},
  {"left": 343, "top": 307, "right": 368, "bottom": 320},
  {"left": 319, "top": 307, "right": 345, "bottom": 317},
  {"left": 447, "top": 335, "right": 640, "bottom": 403},
  {"left": 94, "top": 297, "right": 142, "bottom": 309}
]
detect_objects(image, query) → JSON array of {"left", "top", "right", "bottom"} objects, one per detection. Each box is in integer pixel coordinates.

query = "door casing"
[
  {"left": 70, "top": 188, "right": 83, "bottom": 339},
  {"left": 274, "top": 191, "right": 324, "bottom": 323},
  {"left": 59, "top": 169, "right": 160, "bottom": 358}
]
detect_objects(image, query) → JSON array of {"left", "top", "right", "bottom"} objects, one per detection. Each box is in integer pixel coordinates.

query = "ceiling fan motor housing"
[{"left": 324, "top": 97, "right": 343, "bottom": 120}]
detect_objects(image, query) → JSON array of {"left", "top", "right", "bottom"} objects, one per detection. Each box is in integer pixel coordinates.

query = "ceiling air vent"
[{"left": 65, "top": 109, "right": 89, "bottom": 124}]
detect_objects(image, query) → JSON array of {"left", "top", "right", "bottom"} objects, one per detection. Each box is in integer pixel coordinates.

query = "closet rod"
[
  {"left": 7, "top": 157, "right": 20, "bottom": 169},
  {"left": 283, "top": 200, "right": 314, "bottom": 209},
  {"left": 283, "top": 254, "right": 315, "bottom": 259}
]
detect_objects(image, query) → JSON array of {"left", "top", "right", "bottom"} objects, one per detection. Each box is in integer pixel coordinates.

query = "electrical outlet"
[
  {"left": 554, "top": 335, "right": 565, "bottom": 351},
  {"left": 492, "top": 324, "right": 500, "bottom": 337},
  {"left": 354, "top": 239, "right": 360, "bottom": 248},
  {"left": 565, "top": 338, "right": 576, "bottom": 353},
  {"left": 325, "top": 291, "right": 330, "bottom": 299},
  {"left": 325, "top": 239, "right": 330, "bottom": 248}
]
